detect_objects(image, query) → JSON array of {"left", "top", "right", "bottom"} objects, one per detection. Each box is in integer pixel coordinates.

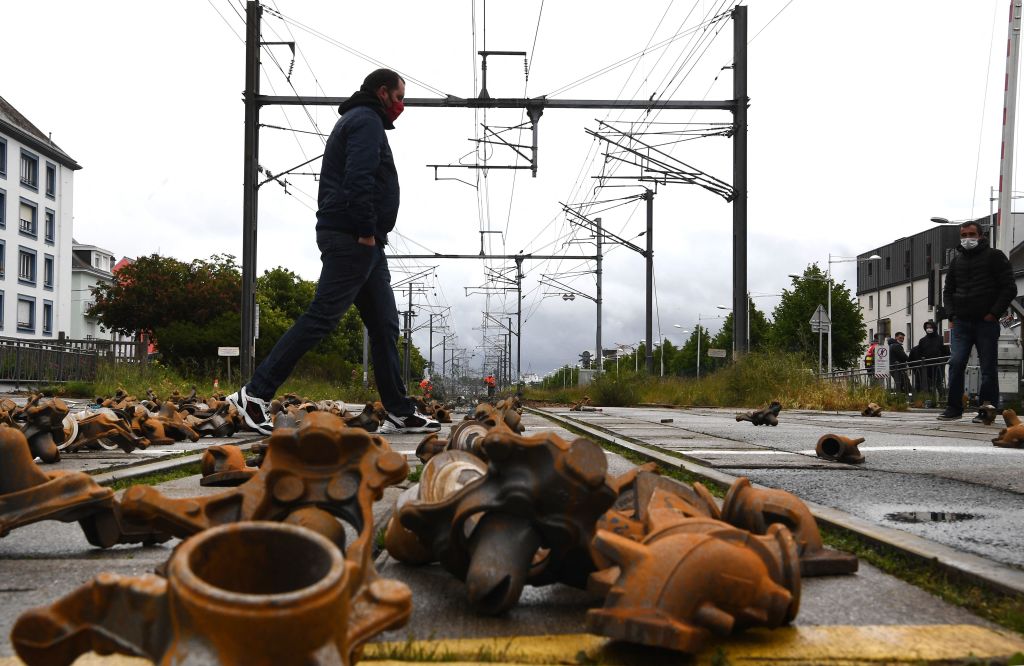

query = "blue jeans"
[
  {"left": 946, "top": 318, "right": 1001, "bottom": 411},
  {"left": 247, "top": 230, "right": 412, "bottom": 415}
]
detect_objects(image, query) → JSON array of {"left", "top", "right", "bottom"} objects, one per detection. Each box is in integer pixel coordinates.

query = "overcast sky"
[{"left": 3, "top": 1, "right": 1014, "bottom": 377}]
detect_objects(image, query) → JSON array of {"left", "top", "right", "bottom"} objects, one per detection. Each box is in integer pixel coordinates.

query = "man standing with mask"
[
  {"left": 910, "top": 320, "right": 948, "bottom": 397},
  {"left": 937, "top": 220, "right": 1017, "bottom": 422},
  {"left": 228, "top": 68, "right": 440, "bottom": 435}
]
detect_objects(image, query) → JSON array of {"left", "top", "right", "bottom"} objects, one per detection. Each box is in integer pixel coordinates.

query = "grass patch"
[
  {"left": 526, "top": 352, "right": 898, "bottom": 411},
  {"left": 364, "top": 636, "right": 520, "bottom": 663},
  {"left": 107, "top": 462, "right": 202, "bottom": 491},
  {"left": 407, "top": 465, "right": 423, "bottom": 483}
]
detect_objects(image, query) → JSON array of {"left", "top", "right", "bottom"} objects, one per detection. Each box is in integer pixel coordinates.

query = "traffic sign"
[
  {"left": 874, "top": 344, "right": 890, "bottom": 377},
  {"left": 218, "top": 347, "right": 240, "bottom": 357},
  {"left": 708, "top": 348, "right": 727, "bottom": 358}
]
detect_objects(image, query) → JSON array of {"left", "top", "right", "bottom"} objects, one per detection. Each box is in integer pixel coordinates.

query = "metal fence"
[
  {"left": 0, "top": 335, "right": 148, "bottom": 386},
  {"left": 823, "top": 356, "right": 953, "bottom": 404}
]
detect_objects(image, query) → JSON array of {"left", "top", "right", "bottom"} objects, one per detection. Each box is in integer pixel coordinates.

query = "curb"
[
  {"left": 528, "top": 406, "right": 1024, "bottom": 600},
  {"left": 90, "top": 436, "right": 264, "bottom": 487}
]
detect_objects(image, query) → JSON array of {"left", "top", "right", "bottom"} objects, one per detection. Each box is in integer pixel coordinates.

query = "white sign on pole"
[
  {"left": 708, "top": 348, "right": 727, "bottom": 358},
  {"left": 873, "top": 344, "right": 890, "bottom": 377},
  {"left": 808, "top": 304, "right": 831, "bottom": 333},
  {"left": 218, "top": 347, "right": 241, "bottom": 357}
]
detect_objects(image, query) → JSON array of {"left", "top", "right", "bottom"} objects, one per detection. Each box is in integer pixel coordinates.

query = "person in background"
[
  {"left": 910, "top": 320, "right": 948, "bottom": 397},
  {"left": 888, "top": 332, "right": 909, "bottom": 393},
  {"left": 938, "top": 220, "right": 1017, "bottom": 422}
]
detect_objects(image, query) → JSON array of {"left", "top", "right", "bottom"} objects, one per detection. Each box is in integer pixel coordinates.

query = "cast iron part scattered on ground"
[
  {"left": 861, "top": 403, "right": 883, "bottom": 417},
  {"left": 199, "top": 444, "right": 258, "bottom": 487},
  {"left": 17, "top": 396, "right": 71, "bottom": 464},
  {"left": 992, "top": 409, "right": 1024, "bottom": 448},
  {"left": 721, "top": 477, "right": 858, "bottom": 576},
  {"left": 61, "top": 409, "right": 149, "bottom": 454},
  {"left": 976, "top": 403, "right": 998, "bottom": 426},
  {"left": 11, "top": 521, "right": 412, "bottom": 666},
  {"left": 0, "top": 425, "right": 165, "bottom": 547},
  {"left": 734, "top": 401, "right": 781, "bottom": 426},
  {"left": 391, "top": 430, "right": 619, "bottom": 615},
  {"left": 121, "top": 411, "right": 408, "bottom": 592},
  {"left": 814, "top": 433, "right": 866, "bottom": 464}
]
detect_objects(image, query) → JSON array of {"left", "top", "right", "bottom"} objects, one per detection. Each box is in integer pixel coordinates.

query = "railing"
[
  {"left": 823, "top": 356, "right": 953, "bottom": 403},
  {"left": 0, "top": 335, "right": 148, "bottom": 387}
]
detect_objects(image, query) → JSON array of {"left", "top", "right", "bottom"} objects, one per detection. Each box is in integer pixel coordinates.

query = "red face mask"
[{"left": 384, "top": 99, "right": 404, "bottom": 123}]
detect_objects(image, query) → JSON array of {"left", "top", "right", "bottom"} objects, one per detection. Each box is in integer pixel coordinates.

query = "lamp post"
[
  {"left": 693, "top": 314, "right": 727, "bottom": 379},
  {"left": 672, "top": 326, "right": 688, "bottom": 377}
]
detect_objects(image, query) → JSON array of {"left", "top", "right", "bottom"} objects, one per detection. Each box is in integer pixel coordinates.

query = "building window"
[
  {"left": 42, "top": 300, "right": 53, "bottom": 336},
  {"left": 0, "top": 189, "right": 5, "bottom": 227},
  {"left": 17, "top": 296, "right": 35, "bottom": 333},
  {"left": 885, "top": 256, "right": 891, "bottom": 271},
  {"left": 43, "top": 254, "right": 54, "bottom": 289},
  {"left": 20, "top": 151, "right": 38, "bottom": 190},
  {"left": 45, "top": 163, "right": 56, "bottom": 199},
  {"left": 0, "top": 291, "right": 4, "bottom": 329},
  {"left": 19, "top": 200, "right": 37, "bottom": 236},
  {"left": 905, "top": 250, "right": 911, "bottom": 278},
  {"left": 0, "top": 240, "right": 5, "bottom": 279},
  {"left": 905, "top": 286, "right": 911, "bottom": 314},
  {"left": 868, "top": 294, "right": 873, "bottom": 310},
  {"left": 44, "top": 209, "right": 55, "bottom": 244},
  {"left": 886, "top": 290, "right": 891, "bottom": 307},
  {"left": 869, "top": 328, "right": 874, "bottom": 342},
  {"left": 867, "top": 263, "right": 873, "bottom": 277},
  {"left": 18, "top": 248, "right": 36, "bottom": 285},
  {"left": 0, "top": 137, "right": 6, "bottom": 177}
]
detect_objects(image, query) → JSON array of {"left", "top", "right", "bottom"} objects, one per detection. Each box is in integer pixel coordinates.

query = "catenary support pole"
[
  {"left": 240, "top": 0, "right": 262, "bottom": 379},
  {"left": 732, "top": 5, "right": 749, "bottom": 356},
  {"left": 516, "top": 257, "right": 523, "bottom": 385},
  {"left": 362, "top": 326, "right": 369, "bottom": 388},
  {"left": 644, "top": 191, "right": 654, "bottom": 373},
  {"left": 596, "top": 217, "right": 603, "bottom": 376}
]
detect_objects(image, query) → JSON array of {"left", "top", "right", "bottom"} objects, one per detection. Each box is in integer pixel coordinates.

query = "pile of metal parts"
[
  {"left": 10, "top": 411, "right": 413, "bottom": 665},
  {"left": 571, "top": 395, "right": 601, "bottom": 412},
  {"left": 993, "top": 409, "right": 1024, "bottom": 448},
  {"left": 386, "top": 414, "right": 858, "bottom": 654},
  {"left": 975, "top": 403, "right": 998, "bottom": 426},
  {"left": 735, "top": 401, "right": 781, "bottom": 426},
  {"left": 861, "top": 402, "right": 883, "bottom": 417}
]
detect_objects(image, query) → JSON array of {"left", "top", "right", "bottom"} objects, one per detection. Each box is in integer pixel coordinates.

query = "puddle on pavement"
[{"left": 884, "top": 511, "right": 981, "bottom": 524}]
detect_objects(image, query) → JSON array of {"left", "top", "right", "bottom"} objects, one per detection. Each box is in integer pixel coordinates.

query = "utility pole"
[
  {"left": 596, "top": 217, "right": 603, "bottom": 375},
  {"left": 428, "top": 314, "right": 434, "bottom": 378},
  {"left": 998, "top": 0, "right": 1023, "bottom": 254},
  {"left": 240, "top": 1, "right": 261, "bottom": 379},
  {"left": 362, "top": 326, "right": 369, "bottom": 388},
  {"left": 733, "top": 5, "right": 749, "bottom": 355},
  {"left": 644, "top": 189, "right": 654, "bottom": 373},
  {"left": 515, "top": 257, "right": 523, "bottom": 385}
]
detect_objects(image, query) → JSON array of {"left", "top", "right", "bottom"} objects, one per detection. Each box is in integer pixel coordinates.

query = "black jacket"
[
  {"left": 941, "top": 238, "right": 1016, "bottom": 321},
  {"left": 913, "top": 331, "right": 947, "bottom": 359},
  {"left": 316, "top": 92, "right": 400, "bottom": 244},
  {"left": 888, "top": 338, "right": 908, "bottom": 367}
]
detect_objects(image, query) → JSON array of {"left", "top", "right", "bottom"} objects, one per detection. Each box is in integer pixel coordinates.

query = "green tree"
[
  {"left": 766, "top": 264, "right": 866, "bottom": 369},
  {"left": 709, "top": 301, "right": 773, "bottom": 363},
  {"left": 89, "top": 254, "right": 241, "bottom": 338},
  {"left": 667, "top": 326, "right": 713, "bottom": 377}
]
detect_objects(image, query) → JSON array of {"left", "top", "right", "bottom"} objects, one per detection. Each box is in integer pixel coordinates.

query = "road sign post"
[
  {"left": 218, "top": 346, "right": 240, "bottom": 387},
  {"left": 809, "top": 305, "right": 832, "bottom": 375}
]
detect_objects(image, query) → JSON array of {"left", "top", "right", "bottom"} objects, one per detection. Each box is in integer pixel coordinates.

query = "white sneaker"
[
  {"left": 379, "top": 410, "right": 441, "bottom": 434},
  {"left": 226, "top": 386, "right": 273, "bottom": 435}
]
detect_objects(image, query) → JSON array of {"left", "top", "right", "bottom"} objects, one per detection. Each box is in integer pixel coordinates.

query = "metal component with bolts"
[
  {"left": 200, "top": 445, "right": 257, "bottom": 487},
  {"left": 11, "top": 521, "right": 412, "bottom": 666},
  {"left": 815, "top": 433, "right": 866, "bottom": 464},
  {"left": 19, "top": 396, "right": 70, "bottom": 464},
  {"left": 861, "top": 402, "right": 883, "bottom": 417},
  {"left": 446, "top": 419, "right": 493, "bottom": 456},
  {"left": 721, "top": 477, "right": 857, "bottom": 576},
  {"left": 993, "top": 409, "right": 1024, "bottom": 447},
  {"left": 414, "top": 432, "right": 448, "bottom": 464},
  {"left": 61, "top": 409, "right": 149, "bottom": 454},
  {"left": 586, "top": 520, "right": 798, "bottom": 653},
  {"left": 0, "top": 426, "right": 166, "bottom": 547},
  {"left": 976, "top": 403, "right": 998, "bottom": 426},
  {"left": 394, "top": 430, "right": 617, "bottom": 615},
  {"left": 120, "top": 411, "right": 408, "bottom": 587},
  {"left": 734, "top": 401, "right": 781, "bottom": 426}
]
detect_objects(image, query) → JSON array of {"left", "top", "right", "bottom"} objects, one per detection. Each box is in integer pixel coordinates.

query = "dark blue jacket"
[
  {"left": 316, "top": 92, "right": 399, "bottom": 244},
  {"left": 941, "top": 238, "right": 1016, "bottom": 321}
]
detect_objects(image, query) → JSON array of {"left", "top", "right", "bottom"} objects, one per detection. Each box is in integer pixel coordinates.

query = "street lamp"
[{"left": 692, "top": 314, "right": 727, "bottom": 379}]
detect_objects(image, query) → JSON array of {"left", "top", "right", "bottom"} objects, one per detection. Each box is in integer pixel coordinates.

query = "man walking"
[
  {"left": 938, "top": 220, "right": 1017, "bottom": 422},
  {"left": 228, "top": 69, "right": 440, "bottom": 436}
]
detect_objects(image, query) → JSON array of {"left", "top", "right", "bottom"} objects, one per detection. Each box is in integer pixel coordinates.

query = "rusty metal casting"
[
  {"left": 385, "top": 450, "right": 488, "bottom": 564},
  {"left": 815, "top": 433, "right": 866, "bottom": 464},
  {"left": 721, "top": 477, "right": 857, "bottom": 576},
  {"left": 343, "top": 402, "right": 382, "bottom": 432},
  {"left": 861, "top": 402, "right": 883, "bottom": 417},
  {"left": 0, "top": 425, "right": 165, "bottom": 547},
  {"left": 391, "top": 430, "right": 617, "bottom": 615},
  {"left": 585, "top": 521, "right": 798, "bottom": 653},
  {"left": 200, "top": 445, "right": 257, "bottom": 487},
  {"left": 61, "top": 409, "right": 149, "bottom": 454},
  {"left": 18, "top": 396, "right": 71, "bottom": 464},
  {"left": 976, "top": 403, "right": 998, "bottom": 426},
  {"left": 734, "top": 401, "right": 781, "bottom": 426},
  {"left": 11, "top": 521, "right": 412, "bottom": 666},
  {"left": 120, "top": 411, "right": 408, "bottom": 591},
  {"left": 992, "top": 409, "right": 1024, "bottom": 448}
]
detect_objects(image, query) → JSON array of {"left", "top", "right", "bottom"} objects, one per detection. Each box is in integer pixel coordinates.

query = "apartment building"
[
  {"left": 70, "top": 241, "right": 119, "bottom": 340},
  {"left": 0, "top": 96, "right": 80, "bottom": 338}
]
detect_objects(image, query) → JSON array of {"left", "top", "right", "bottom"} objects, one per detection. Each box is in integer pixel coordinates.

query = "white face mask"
[
  {"left": 925, "top": 328, "right": 935, "bottom": 334},
  {"left": 961, "top": 238, "right": 979, "bottom": 250}
]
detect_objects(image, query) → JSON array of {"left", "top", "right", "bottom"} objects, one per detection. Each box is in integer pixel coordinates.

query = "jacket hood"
[
  {"left": 338, "top": 90, "right": 394, "bottom": 129},
  {"left": 922, "top": 319, "right": 937, "bottom": 332}
]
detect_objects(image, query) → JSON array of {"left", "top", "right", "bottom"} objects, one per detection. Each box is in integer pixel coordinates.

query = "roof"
[
  {"left": 0, "top": 95, "right": 81, "bottom": 170},
  {"left": 71, "top": 253, "right": 113, "bottom": 280}
]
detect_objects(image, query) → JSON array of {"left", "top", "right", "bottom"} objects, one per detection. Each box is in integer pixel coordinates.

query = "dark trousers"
[
  {"left": 247, "top": 230, "right": 412, "bottom": 415},
  {"left": 947, "top": 319, "right": 1001, "bottom": 411}
]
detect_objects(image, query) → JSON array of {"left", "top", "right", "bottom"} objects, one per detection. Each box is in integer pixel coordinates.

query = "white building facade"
[
  {"left": 0, "top": 96, "right": 80, "bottom": 339},
  {"left": 70, "top": 242, "right": 118, "bottom": 340}
]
